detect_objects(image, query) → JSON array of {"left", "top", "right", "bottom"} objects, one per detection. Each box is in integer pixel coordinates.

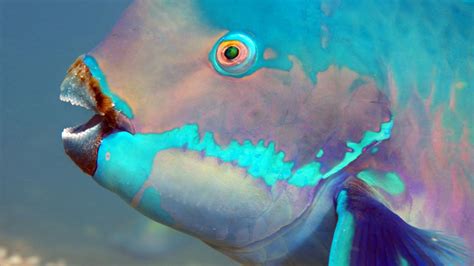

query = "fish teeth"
[
  {"left": 59, "top": 93, "right": 91, "bottom": 110},
  {"left": 61, "top": 122, "right": 101, "bottom": 140},
  {"left": 59, "top": 74, "right": 98, "bottom": 111}
]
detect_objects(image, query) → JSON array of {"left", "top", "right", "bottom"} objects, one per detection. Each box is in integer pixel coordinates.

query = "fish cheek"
[{"left": 92, "top": 133, "right": 185, "bottom": 227}]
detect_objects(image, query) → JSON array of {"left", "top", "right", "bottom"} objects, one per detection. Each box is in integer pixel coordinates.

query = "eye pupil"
[{"left": 224, "top": 46, "right": 239, "bottom": 60}]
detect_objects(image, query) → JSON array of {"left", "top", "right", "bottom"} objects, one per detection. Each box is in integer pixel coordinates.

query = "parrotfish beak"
[{"left": 60, "top": 55, "right": 135, "bottom": 175}]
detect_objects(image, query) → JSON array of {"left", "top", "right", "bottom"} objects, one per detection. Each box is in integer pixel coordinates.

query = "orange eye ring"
[{"left": 216, "top": 40, "right": 249, "bottom": 67}]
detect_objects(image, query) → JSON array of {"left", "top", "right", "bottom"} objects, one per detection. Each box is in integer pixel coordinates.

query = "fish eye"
[
  {"left": 210, "top": 32, "right": 258, "bottom": 77},
  {"left": 224, "top": 46, "right": 239, "bottom": 60},
  {"left": 217, "top": 41, "right": 247, "bottom": 65}
]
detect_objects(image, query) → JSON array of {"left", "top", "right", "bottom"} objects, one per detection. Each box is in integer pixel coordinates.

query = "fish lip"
[
  {"left": 60, "top": 55, "right": 135, "bottom": 175},
  {"left": 61, "top": 115, "right": 105, "bottom": 175}
]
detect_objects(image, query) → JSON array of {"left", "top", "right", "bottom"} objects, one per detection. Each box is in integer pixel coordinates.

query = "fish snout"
[{"left": 60, "top": 55, "right": 134, "bottom": 175}]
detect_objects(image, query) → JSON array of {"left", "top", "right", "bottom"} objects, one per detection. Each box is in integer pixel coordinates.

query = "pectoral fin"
[{"left": 329, "top": 178, "right": 468, "bottom": 266}]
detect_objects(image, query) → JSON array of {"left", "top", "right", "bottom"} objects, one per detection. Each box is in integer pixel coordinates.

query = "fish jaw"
[
  {"left": 60, "top": 55, "right": 135, "bottom": 175},
  {"left": 93, "top": 125, "right": 319, "bottom": 250}
]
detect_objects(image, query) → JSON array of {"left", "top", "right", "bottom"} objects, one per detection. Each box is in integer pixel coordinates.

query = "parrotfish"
[{"left": 60, "top": 0, "right": 473, "bottom": 265}]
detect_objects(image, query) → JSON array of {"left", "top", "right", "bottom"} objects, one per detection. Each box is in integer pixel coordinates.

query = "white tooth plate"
[
  {"left": 61, "top": 122, "right": 101, "bottom": 140},
  {"left": 59, "top": 73, "right": 98, "bottom": 111}
]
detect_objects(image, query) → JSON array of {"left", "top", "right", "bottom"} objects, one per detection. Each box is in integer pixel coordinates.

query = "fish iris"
[{"left": 224, "top": 46, "right": 239, "bottom": 60}]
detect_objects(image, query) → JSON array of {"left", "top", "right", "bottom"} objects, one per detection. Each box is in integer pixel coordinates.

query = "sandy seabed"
[{"left": 0, "top": 246, "right": 66, "bottom": 266}]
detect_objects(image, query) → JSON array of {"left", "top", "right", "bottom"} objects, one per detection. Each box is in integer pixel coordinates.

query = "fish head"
[{"left": 60, "top": 0, "right": 392, "bottom": 256}]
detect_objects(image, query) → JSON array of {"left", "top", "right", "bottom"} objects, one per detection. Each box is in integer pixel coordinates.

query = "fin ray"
[{"left": 330, "top": 178, "right": 468, "bottom": 266}]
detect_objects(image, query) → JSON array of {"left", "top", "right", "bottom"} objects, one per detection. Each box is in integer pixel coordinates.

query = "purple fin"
[{"left": 339, "top": 178, "right": 468, "bottom": 266}]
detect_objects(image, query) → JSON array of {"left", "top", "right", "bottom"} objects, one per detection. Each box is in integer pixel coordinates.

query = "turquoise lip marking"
[
  {"left": 96, "top": 119, "right": 394, "bottom": 189},
  {"left": 83, "top": 55, "right": 134, "bottom": 118}
]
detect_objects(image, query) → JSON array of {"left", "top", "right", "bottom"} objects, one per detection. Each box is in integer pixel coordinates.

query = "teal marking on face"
[
  {"left": 96, "top": 124, "right": 294, "bottom": 188},
  {"left": 329, "top": 190, "right": 355, "bottom": 266},
  {"left": 288, "top": 162, "right": 322, "bottom": 186},
  {"left": 321, "top": 120, "right": 394, "bottom": 179},
  {"left": 96, "top": 119, "right": 394, "bottom": 190},
  {"left": 95, "top": 132, "right": 151, "bottom": 202},
  {"left": 356, "top": 170, "right": 405, "bottom": 195},
  {"left": 370, "top": 146, "right": 379, "bottom": 154},
  {"left": 289, "top": 119, "right": 393, "bottom": 186},
  {"left": 316, "top": 149, "right": 324, "bottom": 158},
  {"left": 83, "top": 55, "right": 134, "bottom": 118},
  {"left": 136, "top": 187, "right": 174, "bottom": 225}
]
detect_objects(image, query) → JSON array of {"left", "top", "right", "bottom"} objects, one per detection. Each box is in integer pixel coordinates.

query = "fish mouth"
[{"left": 60, "top": 55, "right": 135, "bottom": 175}]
